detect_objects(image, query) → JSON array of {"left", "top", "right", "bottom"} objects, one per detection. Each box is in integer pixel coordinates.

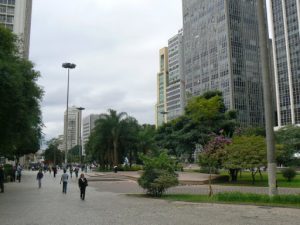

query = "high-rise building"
[
  {"left": 63, "top": 106, "right": 81, "bottom": 152},
  {"left": 182, "top": 0, "right": 266, "bottom": 126},
  {"left": 166, "top": 29, "right": 186, "bottom": 121},
  {"left": 155, "top": 47, "right": 169, "bottom": 127},
  {"left": 269, "top": 0, "right": 300, "bottom": 127},
  {"left": 82, "top": 114, "right": 100, "bottom": 156},
  {"left": 0, "top": 0, "right": 32, "bottom": 58}
]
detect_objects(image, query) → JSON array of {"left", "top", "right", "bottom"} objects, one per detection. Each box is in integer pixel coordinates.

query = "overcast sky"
[{"left": 29, "top": 0, "right": 183, "bottom": 142}]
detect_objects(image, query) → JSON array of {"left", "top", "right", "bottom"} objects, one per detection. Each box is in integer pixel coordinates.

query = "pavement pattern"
[{"left": 1, "top": 170, "right": 300, "bottom": 225}]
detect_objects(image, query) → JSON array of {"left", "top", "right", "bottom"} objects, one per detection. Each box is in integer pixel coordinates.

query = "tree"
[
  {"left": 199, "top": 134, "right": 231, "bottom": 196},
  {"left": 44, "top": 139, "right": 63, "bottom": 165},
  {"left": 223, "top": 135, "right": 267, "bottom": 183},
  {"left": 155, "top": 91, "right": 236, "bottom": 161},
  {"left": 0, "top": 26, "right": 43, "bottom": 158},
  {"left": 275, "top": 125, "right": 300, "bottom": 166},
  {"left": 68, "top": 145, "right": 80, "bottom": 163},
  {"left": 85, "top": 110, "right": 148, "bottom": 169},
  {"left": 138, "top": 151, "right": 178, "bottom": 197}
]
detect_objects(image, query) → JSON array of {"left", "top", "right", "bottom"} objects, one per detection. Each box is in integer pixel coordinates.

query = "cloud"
[{"left": 30, "top": 0, "right": 182, "bottom": 140}]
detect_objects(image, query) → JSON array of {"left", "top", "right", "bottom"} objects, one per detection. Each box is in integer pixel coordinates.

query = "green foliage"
[
  {"left": 155, "top": 91, "right": 237, "bottom": 161},
  {"left": 223, "top": 135, "right": 266, "bottom": 183},
  {"left": 3, "top": 164, "right": 13, "bottom": 182},
  {"left": 275, "top": 125, "right": 300, "bottom": 166},
  {"left": 0, "top": 26, "right": 43, "bottom": 158},
  {"left": 117, "top": 164, "right": 143, "bottom": 171},
  {"left": 282, "top": 167, "right": 297, "bottom": 182},
  {"left": 138, "top": 151, "right": 178, "bottom": 197},
  {"left": 44, "top": 139, "right": 63, "bottom": 165},
  {"left": 85, "top": 109, "right": 156, "bottom": 169},
  {"left": 163, "top": 192, "right": 300, "bottom": 208}
]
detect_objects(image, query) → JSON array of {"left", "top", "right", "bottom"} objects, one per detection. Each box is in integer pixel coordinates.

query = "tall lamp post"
[
  {"left": 77, "top": 107, "right": 85, "bottom": 164},
  {"left": 62, "top": 62, "right": 76, "bottom": 165},
  {"left": 257, "top": 0, "right": 277, "bottom": 196}
]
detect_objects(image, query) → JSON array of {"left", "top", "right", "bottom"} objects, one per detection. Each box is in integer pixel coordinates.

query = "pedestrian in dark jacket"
[
  {"left": 78, "top": 173, "right": 88, "bottom": 200},
  {"left": 36, "top": 169, "right": 44, "bottom": 188},
  {"left": 0, "top": 165, "right": 4, "bottom": 193}
]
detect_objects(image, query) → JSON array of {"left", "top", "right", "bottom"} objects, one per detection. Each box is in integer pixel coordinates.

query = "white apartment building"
[
  {"left": 0, "top": 0, "right": 32, "bottom": 58},
  {"left": 82, "top": 114, "right": 100, "bottom": 156}
]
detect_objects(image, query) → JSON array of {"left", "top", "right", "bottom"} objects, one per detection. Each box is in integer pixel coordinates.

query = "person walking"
[
  {"left": 36, "top": 169, "right": 44, "bottom": 188},
  {"left": 69, "top": 166, "right": 73, "bottom": 178},
  {"left": 60, "top": 169, "right": 69, "bottom": 194},
  {"left": 78, "top": 173, "right": 88, "bottom": 200},
  {"left": 74, "top": 167, "right": 79, "bottom": 178},
  {"left": 52, "top": 166, "right": 57, "bottom": 178},
  {"left": 0, "top": 165, "right": 4, "bottom": 193},
  {"left": 16, "top": 164, "right": 22, "bottom": 182}
]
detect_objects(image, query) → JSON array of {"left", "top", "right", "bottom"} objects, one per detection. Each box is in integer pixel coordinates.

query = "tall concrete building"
[
  {"left": 82, "top": 114, "right": 100, "bottom": 156},
  {"left": 63, "top": 106, "right": 82, "bottom": 152},
  {"left": 182, "top": 0, "right": 266, "bottom": 126},
  {"left": 269, "top": 0, "right": 300, "bottom": 127},
  {"left": 0, "top": 0, "right": 32, "bottom": 58},
  {"left": 166, "top": 29, "right": 186, "bottom": 121},
  {"left": 155, "top": 47, "right": 169, "bottom": 127}
]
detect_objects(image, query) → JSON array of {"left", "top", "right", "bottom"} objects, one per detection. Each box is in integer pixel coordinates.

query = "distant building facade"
[
  {"left": 269, "top": 0, "right": 300, "bottom": 127},
  {"left": 155, "top": 47, "right": 169, "bottom": 127},
  {"left": 63, "top": 106, "right": 82, "bottom": 152},
  {"left": 182, "top": 0, "right": 266, "bottom": 126},
  {"left": 166, "top": 29, "right": 185, "bottom": 121},
  {"left": 57, "top": 134, "right": 64, "bottom": 152},
  {"left": 82, "top": 114, "right": 100, "bottom": 155},
  {"left": 0, "top": 0, "right": 32, "bottom": 58}
]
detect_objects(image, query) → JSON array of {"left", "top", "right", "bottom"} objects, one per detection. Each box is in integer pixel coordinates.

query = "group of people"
[
  {"left": 36, "top": 168, "right": 88, "bottom": 200},
  {"left": 0, "top": 164, "right": 23, "bottom": 193}
]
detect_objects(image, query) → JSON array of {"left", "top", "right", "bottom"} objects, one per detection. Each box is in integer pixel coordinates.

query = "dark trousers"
[
  {"left": 0, "top": 182, "right": 3, "bottom": 192},
  {"left": 62, "top": 182, "right": 67, "bottom": 193},
  {"left": 80, "top": 187, "right": 86, "bottom": 200}
]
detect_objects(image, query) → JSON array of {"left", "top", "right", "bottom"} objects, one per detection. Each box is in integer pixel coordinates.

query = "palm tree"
[{"left": 99, "top": 109, "right": 128, "bottom": 166}]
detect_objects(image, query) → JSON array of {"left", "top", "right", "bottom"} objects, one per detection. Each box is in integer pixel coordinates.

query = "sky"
[{"left": 29, "top": 0, "right": 183, "bottom": 142}]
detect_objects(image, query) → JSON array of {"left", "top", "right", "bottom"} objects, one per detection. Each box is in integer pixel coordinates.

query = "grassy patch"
[
  {"left": 218, "top": 171, "right": 300, "bottom": 188},
  {"left": 162, "top": 192, "right": 300, "bottom": 208}
]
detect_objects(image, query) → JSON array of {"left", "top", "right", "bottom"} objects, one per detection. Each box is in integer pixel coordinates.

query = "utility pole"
[{"left": 257, "top": 0, "right": 278, "bottom": 196}]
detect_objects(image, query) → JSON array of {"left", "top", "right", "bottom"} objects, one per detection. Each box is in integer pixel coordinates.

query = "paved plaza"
[{"left": 1, "top": 171, "right": 300, "bottom": 225}]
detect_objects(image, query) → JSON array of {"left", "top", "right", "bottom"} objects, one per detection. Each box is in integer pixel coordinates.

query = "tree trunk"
[
  {"left": 208, "top": 166, "right": 213, "bottom": 197},
  {"left": 251, "top": 170, "right": 256, "bottom": 185},
  {"left": 113, "top": 140, "right": 118, "bottom": 166},
  {"left": 229, "top": 169, "right": 238, "bottom": 182}
]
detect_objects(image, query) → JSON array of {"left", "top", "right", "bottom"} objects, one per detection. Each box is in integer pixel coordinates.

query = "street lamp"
[
  {"left": 62, "top": 62, "right": 76, "bottom": 165},
  {"left": 77, "top": 107, "right": 85, "bottom": 164},
  {"left": 160, "top": 111, "right": 168, "bottom": 124}
]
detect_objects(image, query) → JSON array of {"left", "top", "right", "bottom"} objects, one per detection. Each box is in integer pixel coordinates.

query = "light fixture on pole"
[
  {"left": 62, "top": 62, "right": 76, "bottom": 165},
  {"left": 76, "top": 107, "right": 85, "bottom": 164}
]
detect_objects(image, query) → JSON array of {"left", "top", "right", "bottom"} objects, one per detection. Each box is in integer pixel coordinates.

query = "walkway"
[
  {"left": 87, "top": 171, "right": 300, "bottom": 195},
  {"left": 1, "top": 171, "right": 300, "bottom": 225}
]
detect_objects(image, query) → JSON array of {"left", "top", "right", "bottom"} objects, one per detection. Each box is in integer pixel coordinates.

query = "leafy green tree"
[
  {"left": 199, "top": 134, "right": 231, "bottom": 196},
  {"left": 0, "top": 26, "right": 43, "bottom": 158},
  {"left": 275, "top": 125, "right": 300, "bottom": 166},
  {"left": 85, "top": 110, "right": 152, "bottom": 169},
  {"left": 137, "top": 124, "right": 156, "bottom": 155},
  {"left": 223, "top": 135, "right": 267, "bottom": 183},
  {"left": 138, "top": 151, "right": 178, "bottom": 197},
  {"left": 44, "top": 139, "right": 63, "bottom": 165},
  {"left": 155, "top": 91, "right": 236, "bottom": 161},
  {"left": 68, "top": 145, "right": 80, "bottom": 163}
]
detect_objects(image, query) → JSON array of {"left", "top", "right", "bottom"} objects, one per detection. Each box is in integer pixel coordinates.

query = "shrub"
[
  {"left": 118, "top": 164, "right": 143, "bottom": 171},
  {"left": 138, "top": 152, "right": 179, "bottom": 197},
  {"left": 282, "top": 167, "right": 297, "bottom": 182},
  {"left": 3, "top": 164, "right": 13, "bottom": 182}
]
